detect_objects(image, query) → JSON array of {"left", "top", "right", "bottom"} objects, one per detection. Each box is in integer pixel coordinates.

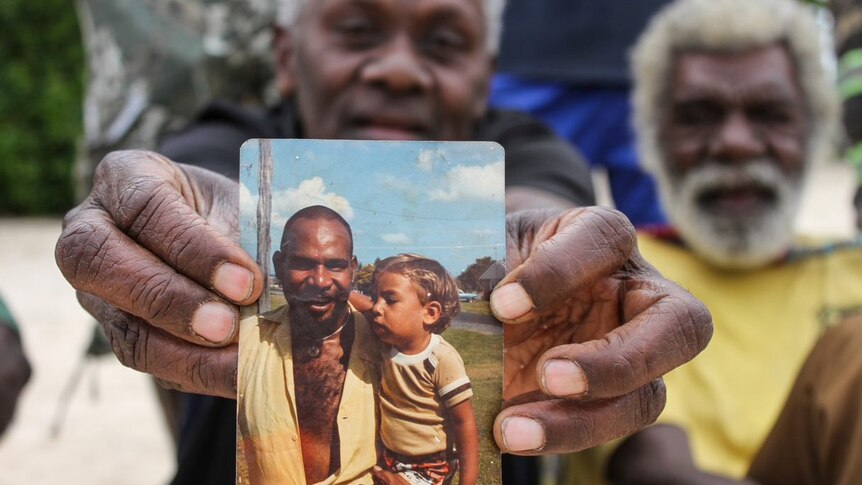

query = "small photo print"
[{"left": 237, "top": 139, "right": 505, "bottom": 485}]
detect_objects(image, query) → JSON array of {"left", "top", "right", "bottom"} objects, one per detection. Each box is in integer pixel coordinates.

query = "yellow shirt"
[
  {"left": 380, "top": 333, "right": 473, "bottom": 456},
  {"left": 237, "top": 305, "right": 382, "bottom": 485},
  {"left": 568, "top": 235, "right": 862, "bottom": 483}
]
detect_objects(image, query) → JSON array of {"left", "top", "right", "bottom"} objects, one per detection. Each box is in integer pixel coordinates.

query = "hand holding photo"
[{"left": 236, "top": 139, "right": 505, "bottom": 485}]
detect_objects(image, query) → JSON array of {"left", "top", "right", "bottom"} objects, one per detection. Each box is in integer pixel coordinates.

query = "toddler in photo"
[{"left": 370, "top": 254, "right": 478, "bottom": 485}]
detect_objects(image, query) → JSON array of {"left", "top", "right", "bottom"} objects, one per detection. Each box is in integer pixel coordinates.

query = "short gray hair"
[
  {"left": 276, "top": 0, "right": 507, "bottom": 55},
  {"left": 632, "top": 0, "right": 839, "bottom": 176}
]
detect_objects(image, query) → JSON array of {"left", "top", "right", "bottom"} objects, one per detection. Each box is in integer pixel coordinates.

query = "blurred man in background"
[{"left": 570, "top": 0, "right": 862, "bottom": 483}]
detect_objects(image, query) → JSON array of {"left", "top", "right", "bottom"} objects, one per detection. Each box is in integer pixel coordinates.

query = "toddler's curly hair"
[{"left": 373, "top": 254, "right": 461, "bottom": 334}]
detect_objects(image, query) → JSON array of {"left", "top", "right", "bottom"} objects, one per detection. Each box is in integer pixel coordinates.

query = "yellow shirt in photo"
[{"left": 236, "top": 304, "right": 382, "bottom": 485}]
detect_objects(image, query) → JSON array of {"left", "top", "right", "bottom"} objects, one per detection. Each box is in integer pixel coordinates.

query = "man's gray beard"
[{"left": 662, "top": 160, "right": 803, "bottom": 270}]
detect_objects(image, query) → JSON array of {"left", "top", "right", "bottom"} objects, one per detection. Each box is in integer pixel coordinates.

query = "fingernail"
[
  {"left": 213, "top": 263, "right": 255, "bottom": 302},
  {"left": 543, "top": 359, "right": 588, "bottom": 397},
  {"left": 490, "top": 283, "right": 533, "bottom": 320},
  {"left": 502, "top": 416, "right": 545, "bottom": 452},
  {"left": 192, "top": 301, "right": 237, "bottom": 343}
]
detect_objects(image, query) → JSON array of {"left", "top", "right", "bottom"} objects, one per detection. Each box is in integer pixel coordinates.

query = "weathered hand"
[
  {"left": 55, "top": 151, "right": 263, "bottom": 398},
  {"left": 0, "top": 326, "right": 31, "bottom": 436},
  {"left": 490, "top": 208, "right": 713, "bottom": 455}
]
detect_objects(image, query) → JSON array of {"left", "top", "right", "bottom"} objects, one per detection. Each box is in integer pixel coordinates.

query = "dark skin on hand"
[
  {"left": 55, "top": 0, "right": 714, "bottom": 457},
  {"left": 0, "top": 326, "right": 31, "bottom": 437},
  {"left": 55, "top": 152, "right": 713, "bottom": 454},
  {"left": 491, "top": 208, "right": 712, "bottom": 454}
]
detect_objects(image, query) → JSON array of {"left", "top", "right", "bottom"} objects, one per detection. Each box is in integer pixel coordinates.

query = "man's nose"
[
  {"left": 361, "top": 35, "right": 432, "bottom": 94},
  {"left": 307, "top": 266, "right": 331, "bottom": 288},
  {"left": 710, "top": 111, "right": 765, "bottom": 162}
]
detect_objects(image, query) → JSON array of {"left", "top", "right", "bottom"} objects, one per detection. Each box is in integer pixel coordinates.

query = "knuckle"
[
  {"left": 564, "top": 412, "right": 599, "bottom": 453},
  {"left": 688, "top": 298, "right": 714, "bottom": 352},
  {"left": 188, "top": 352, "right": 214, "bottom": 391},
  {"left": 95, "top": 150, "right": 181, "bottom": 235},
  {"left": 529, "top": 242, "right": 576, "bottom": 304},
  {"left": 114, "top": 178, "right": 174, "bottom": 234},
  {"left": 669, "top": 290, "right": 714, "bottom": 362},
  {"left": 185, "top": 348, "right": 235, "bottom": 396},
  {"left": 131, "top": 270, "right": 182, "bottom": 322},
  {"left": 577, "top": 207, "right": 636, "bottom": 242},
  {"left": 100, "top": 315, "right": 149, "bottom": 374},
  {"left": 55, "top": 219, "right": 112, "bottom": 289},
  {"left": 585, "top": 207, "right": 636, "bottom": 257},
  {"left": 162, "top": 218, "right": 210, "bottom": 268},
  {"left": 95, "top": 150, "right": 166, "bottom": 179},
  {"left": 635, "top": 379, "right": 666, "bottom": 428}
]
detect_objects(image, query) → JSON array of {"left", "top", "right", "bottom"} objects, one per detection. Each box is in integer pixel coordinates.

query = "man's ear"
[
  {"left": 423, "top": 301, "right": 443, "bottom": 326},
  {"left": 273, "top": 26, "right": 295, "bottom": 98},
  {"left": 351, "top": 255, "right": 359, "bottom": 280}
]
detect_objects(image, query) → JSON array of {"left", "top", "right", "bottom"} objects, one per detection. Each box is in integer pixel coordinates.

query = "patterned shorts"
[{"left": 380, "top": 447, "right": 459, "bottom": 485}]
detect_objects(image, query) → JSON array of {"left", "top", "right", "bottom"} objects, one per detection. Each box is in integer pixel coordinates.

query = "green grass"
[
  {"left": 269, "top": 291, "right": 286, "bottom": 310},
  {"left": 443, "top": 328, "right": 503, "bottom": 485},
  {"left": 460, "top": 300, "right": 492, "bottom": 316}
]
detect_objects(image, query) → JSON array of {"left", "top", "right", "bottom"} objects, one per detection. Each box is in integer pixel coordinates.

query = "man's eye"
[
  {"left": 673, "top": 103, "right": 722, "bottom": 126},
  {"left": 327, "top": 263, "right": 348, "bottom": 271},
  {"left": 423, "top": 28, "right": 466, "bottom": 58},
  {"left": 748, "top": 105, "right": 794, "bottom": 125},
  {"left": 334, "top": 17, "right": 379, "bottom": 46},
  {"left": 288, "top": 261, "right": 315, "bottom": 271}
]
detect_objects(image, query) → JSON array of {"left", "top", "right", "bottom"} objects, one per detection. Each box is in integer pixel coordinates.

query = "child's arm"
[
  {"left": 348, "top": 290, "right": 373, "bottom": 312},
  {"left": 450, "top": 399, "right": 479, "bottom": 485}
]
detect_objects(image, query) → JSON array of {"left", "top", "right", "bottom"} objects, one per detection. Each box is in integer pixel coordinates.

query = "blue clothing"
[{"left": 490, "top": 75, "right": 666, "bottom": 226}]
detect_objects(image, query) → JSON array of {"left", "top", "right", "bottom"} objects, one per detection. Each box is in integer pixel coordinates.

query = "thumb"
[{"left": 490, "top": 207, "right": 636, "bottom": 324}]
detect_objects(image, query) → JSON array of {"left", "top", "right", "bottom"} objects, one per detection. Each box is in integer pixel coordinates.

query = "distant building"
[{"left": 477, "top": 261, "right": 506, "bottom": 300}]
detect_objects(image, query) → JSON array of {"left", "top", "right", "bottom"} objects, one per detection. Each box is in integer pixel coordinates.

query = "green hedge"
[{"left": 0, "top": 0, "right": 83, "bottom": 215}]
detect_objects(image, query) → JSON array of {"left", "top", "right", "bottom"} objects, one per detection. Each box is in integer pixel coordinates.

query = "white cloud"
[
  {"left": 380, "top": 233, "right": 411, "bottom": 244},
  {"left": 272, "top": 177, "right": 354, "bottom": 221},
  {"left": 428, "top": 160, "right": 504, "bottom": 202},
  {"left": 239, "top": 182, "right": 259, "bottom": 220},
  {"left": 380, "top": 174, "right": 414, "bottom": 194},
  {"left": 417, "top": 149, "right": 438, "bottom": 172}
]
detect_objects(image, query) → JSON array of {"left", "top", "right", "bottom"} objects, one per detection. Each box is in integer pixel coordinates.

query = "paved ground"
[
  {"left": 0, "top": 161, "right": 854, "bottom": 484},
  {"left": 0, "top": 219, "right": 175, "bottom": 485}
]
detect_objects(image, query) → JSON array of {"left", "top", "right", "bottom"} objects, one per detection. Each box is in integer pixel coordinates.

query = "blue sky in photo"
[{"left": 239, "top": 139, "right": 505, "bottom": 278}]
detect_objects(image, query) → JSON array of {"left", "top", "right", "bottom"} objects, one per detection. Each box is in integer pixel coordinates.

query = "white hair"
[
  {"left": 632, "top": 0, "right": 839, "bottom": 176},
  {"left": 631, "top": 0, "right": 841, "bottom": 269},
  {"left": 665, "top": 160, "right": 803, "bottom": 269},
  {"left": 276, "top": 0, "right": 507, "bottom": 54}
]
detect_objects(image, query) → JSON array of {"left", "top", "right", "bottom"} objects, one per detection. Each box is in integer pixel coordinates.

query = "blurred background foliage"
[{"left": 0, "top": 0, "right": 83, "bottom": 215}]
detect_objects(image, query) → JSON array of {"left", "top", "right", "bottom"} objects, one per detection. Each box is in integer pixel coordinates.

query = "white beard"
[{"left": 661, "top": 160, "right": 803, "bottom": 270}]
